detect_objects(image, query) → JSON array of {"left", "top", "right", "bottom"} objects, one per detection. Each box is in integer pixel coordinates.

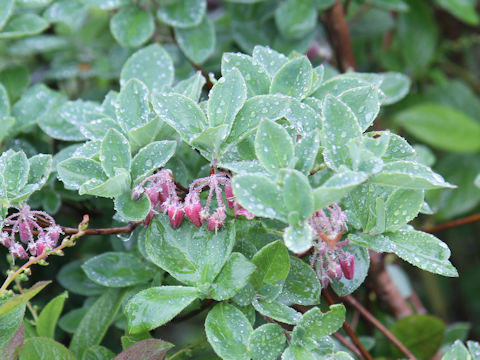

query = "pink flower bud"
[
  {"left": 327, "top": 263, "right": 342, "bottom": 280},
  {"left": 0, "top": 232, "right": 10, "bottom": 247},
  {"left": 168, "top": 204, "right": 185, "bottom": 229},
  {"left": 158, "top": 183, "right": 170, "bottom": 203},
  {"left": 145, "top": 187, "right": 160, "bottom": 206},
  {"left": 46, "top": 225, "right": 62, "bottom": 246},
  {"left": 143, "top": 210, "right": 155, "bottom": 227},
  {"left": 10, "top": 243, "right": 28, "bottom": 259},
  {"left": 19, "top": 221, "right": 33, "bottom": 243},
  {"left": 35, "top": 240, "right": 47, "bottom": 256},
  {"left": 320, "top": 275, "right": 330, "bottom": 288},
  {"left": 208, "top": 207, "right": 226, "bottom": 232},
  {"left": 185, "top": 193, "right": 203, "bottom": 227},
  {"left": 340, "top": 253, "right": 355, "bottom": 280},
  {"left": 233, "top": 203, "right": 254, "bottom": 220},
  {"left": 224, "top": 183, "right": 235, "bottom": 209}
]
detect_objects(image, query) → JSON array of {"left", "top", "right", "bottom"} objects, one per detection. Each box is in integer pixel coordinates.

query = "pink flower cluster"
[
  {"left": 132, "top": 170, "right": 253, "bottom": 231},
  {"left": 308, "top": 203, "right": 355, "bottom": 287},
  {"left": 0, "top": 206, "right": 63, "bottom": 259}
]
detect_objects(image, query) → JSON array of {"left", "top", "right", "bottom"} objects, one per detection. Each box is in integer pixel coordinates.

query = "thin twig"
[
  {"left": 323, "top": 290, "right": 373, "bottom": 360},
  {"left": 343, "top": 294, "right": 416, "bottom": 359},
  {"left": 2, "top": 221, "right": 140, "bottom": 236},
  {"left": 173, "top": 299, "right": 215, "bottom": 322},
  {"left": 422, "top": 213, "right": 480, "bottom": 233},
  {"left": 332, "top": 332, "right": 362, "bottom": 358},
  {"left": 263, "top": 315, "right": 292, "bottom": 341}
]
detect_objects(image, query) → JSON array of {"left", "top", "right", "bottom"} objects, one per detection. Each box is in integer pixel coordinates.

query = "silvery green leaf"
[
  {"left": 0, "top": 83, "right": 9, "bottom": 118},
  {"left": 80, "top": 117, "right": 123, "bottom": 141},
  {"left": 114, "top": 192, "right": 150, "bottom": 222},
  {"left": 270, "top": 56, "right": 313, "bottom": 99},
  {"left": 221, "top": 52, "right": 270, "bottom": 97},
  {"left": 233, "top": 173, "right": 287, "bottom": 221},
  {"left": 295, "top": 131, "right": 320, "bottom": 174},
  {"left": 131, "top": 141, "right": 176, "bottom": 183},
  {"left": 286, "top": 99, "right": 322, "bottom": 135},
  {"left": 109, "top": 6, "right": 154, "bottom": 48},
  {"left": 151, "top": 93, "right": 207, "bottom": 143},
  {"left": 283, "top": 222, "right": 313, "bottom": 254},
  {"left": 309, "top": 65, "right": 325, "bottom": 94},
  {"left": 331, "top": 244, "right": 370, "bottom": 296},
  {"left": 120, "top": 44, "right": 174, "bottom": 94},
  {"left": 60, "top": 99, "right": 102, "bottom": 130},
  {"left": 0, "top": 14, "right": 48, "bottom": 39},
  {"left": 251, "top": 240, "right": 290, "bottom": 287},
  {"left": 43, "top": 0, "right": 88, "bottom": 32},
  {"left": 252, "top": 45, "right": 288, "bottom": 77},
  {"left": 57, "top": 157, "right": 107, "bottom": 190},
  {"left": 157, "top": 0, "right": 206, "bottom": 28},
  {"left": 313, "top": 170, "right": 367, "bottom": 211},
  {"left": 205, "top": 303, "right": 253, "bottom": 360},
  {"left": 252, "top": 298, "right": 302, "bottom": 325},
  {"left": 116, "top": 78, "right": 151, "bottom": 132},
  {"left": 79, "top": 170, "right": 130, "bottom": 198},
  {"left": 283, "top": 169, "right": 313, "bottom": 222},
  {"left": 100, "top": 129, "right": 131, "bottom": 178},
  {"left": 174, "top": 16, "right": 215, "bottom": 64},
  {"left": 78, "top": 0, "right": 128, "bottom": 9},
  {"left": 382, "top": 133, "right": 416, "bottom": 161},
  {"left": 347, "top": 138, "right": 384, "bottom": 174},
  {"left": 0, "top": 0, "right": 14, "bottom": 30},
  {"left": 321, "top": 95, "right": 361, "bottom": 169},
  {"left": 247, "top": 323, "right": 286, "bottom": 360},
  {"left": 339, "top": 85, "right": 380, "bottom": 131},
  {"left": 128, "top": 118, "right": 164, "bottom": 151},
  {"left": 191, "top": 124, "right": 230, "bottom": 156},
  {"left": 349, "top": 230, "right": 458, "bottom": 276},
  {"left": 380, "top": 72, "right": 410, "bottom": 105},
  {"left": 0, "top": 150, "right": 29, "bottom": 193},
  {"left": 311, "top": 75, "right": 368, "bottom": 100},
  {"left": 27, "top": 154, "right": 52, "bottom": 188},
  {"left": 72, "top": 141, "right": 101, "bottom": 159},
  {"left": 208, "top": 68, "right": 246, "bottom": 127},
  {"left": 275, "top": 0, "right": 316, "bottom": 40},
  {"left": 255, "top": 120, "right": 294, "bottom": 173},
  {"left": 0, "top": 117, "right": 14, "bottom": 143},
  {"left": 371, "top": 161, "right": 455, "bottom": 189},
  {"left": 173, "top": 71, "right": 205, "bottom": 101},
  {"left": 442, "top": 340, "right": 471, "bottom": 360}
]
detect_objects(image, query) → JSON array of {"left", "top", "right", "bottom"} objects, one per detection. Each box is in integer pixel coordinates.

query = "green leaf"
[
  {"left": 146, "top": 216, "right": 235, "bottom": 286},
  {"left": 157, "top": 0, "right": 206, "bottom": 28},
  {"left": 232, "top": 173, "right": 287, "bottom": 221},
  {"left": 277, "top": 256, "right": 321, "bottom": 306},
  {"left": 205, "top": 303, "right": 253, "bottom": 360},
  {"left": 79, "top": 0, "right": 128, "bottom": 9},
  {"left": 115, "top": 339, "right": 174, "bottom": 360},
  {"left": 125, "top": 286, "right": 199, "bottom": 334},
  {"left": 321, "top": 95, "right": 361, "bottom": 169},
  {"left": 275, "top": 0, "right": 316, "bottom": 39},
  {"left": 69, "top": 288, "right": 125, "bottom": 358},
  {"left": 1, "top": 150, "right": 29, "bottom": 193},
  {"left": 331, "top": 245, "right": 370, "bottom": 296},
  {"left": 173, "top": 71, "right": 206, "bottom": 101},
  {"left": 371, "top": 161, "right": 455, "bottom": 189},
  {"left": 36, "top": 291, "right": 68, "bottom": 338},
  {"left": 43, "top": 0, "right": 88, "bottom": 32},
  {"left": 255, "top": 120, "right": 294, "bottom": 173},
  {"left": 313, "top": 170, "right": 367, "bottom": 211},
  {"left": 252, "top": 298, "right": 302, "bottom": 325},
  {"left": 82, "top": 345, "right": 115, "bottom": 360},
  {"left": 128, "top": 118, "right": 164, "bottom": 151},
  {"left": 294, "top": 131, "right": 320, "bottom": 175},
  {"left": 283, "top": 222, "right": 313, "bottom": 254},
  {"left": 467, "top": 341, "right": 480, "bottom": 360},
  {"left": 292, "top": 305, "right": 346, "bottom": 349},
  {"left": 174, "top": 16, "right": 215, "bottom": 64},
  {"left": 0, "top": 14, "right": 48, "bottom": 39},
  {"left": 208, "top": 68, "right": 246, "bottom": 128},
  {"left": 380, "top": 72, "right": 410, "bottom": 105},
  {"left": 117, "top": 78, "right": 151, "bottom": 132},
  {"left": 114, "top": 192, "right": 151, "bottom": 222},
  {"left": 283, "top": 169, "right": 313, "bottom": 222},
  {"left": 58, "top": 308, "right": 87, "bottom": 334},
  {"left": 0, "top": 83, "right": 9, "bottom": 117},
  {"left": 339, "top": 85, "right": 380, "bottom": 131},
  {"left": 310, "top": 75, "right": 368, "bottom": 100},
  {"left": 281, "top": 345, "right": 317, "bottom": 360},
  {"left": 57, "top": 157, "right": 107, "bottom": 190},
  {"left": 79, "top": 170, "right": 130, "bottom": 198},
  {"left": 0, "top": 300, "right": 25, "bottom": 352},
  {"left": 131, "top": 141, "right": 176, "bottom": 183},
  {"left": 252, "top": 240, "right": 290, "bottom": 286},
  {"left": 443, "top": 340, "right": 472, "bottom": 360},
  {"left": 395, "top": 103, "right": 480, "bottom": 153},
  {"left": 152, "top": 93, "right": 207, "bottom": 143},
  {"left": 221, "top": 53, "right": 270, "bottom": 97},
  {"left": 109, "top": 6, "right": 154, "bottom": 47},
  {"left": 349, "top": 230, "right": 458, "bottom": 277},
  {"left": 27, "top": 154, "right": 52, "bottom": 187},
  {"left": 252, "top": 45, "right": 288, "bottom": 77},
  {"left": 0, "top": 117, "right": 15, "bottom": 143},
  {"left": 20, "top": 337, "right": 75, "bottom": 360},
  {"left": 120, "top": 44, "right": 174, "bottom": 94},
  {"left": 211, "top": 253, "right": 256, "bottom": 301},
  {"left": 82, "top": 252, "right": 153, "bottom": 288},
  {"left": 390, "top": 315, "right": 445, "bottom": 359},
  {"left": 247, "top": 323, "right": 286, "bottom": 360},
  {"left": 270, "top": 56, "right": 313, "bottom": 99},
  {"left": 1, "top": 322, "right": 24, "bottom": 360},
  {"left": 57, "top": 261, "right": 105, "bottom": 296},
  {"left": 100, "top": 129, "right": 131, "bottom": 177},
  {"left": 0, "top": 281, "right": 50, "bottom": 317},
  {"left": 191, "top": 124, "right": 230, "bottom": 156},
  {"left": 0, "top": 65, "right": 29, "bottom": 102},
  {"left": 0, "top": 0, "right": 14, "bottom": 30}
]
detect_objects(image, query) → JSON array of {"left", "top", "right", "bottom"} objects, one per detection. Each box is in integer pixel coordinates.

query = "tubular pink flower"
[
  {"left": 168, "top": 203, "right": 185, "bottom": 229},
  {"left": 184, "top": 192, "right": 203, "bottom": 227},
  {"left": 340, "top": 252, "right": 355, "bottom": 280},
  {"left": 10, "top": 243, "right": 28, "bottom": 259}
]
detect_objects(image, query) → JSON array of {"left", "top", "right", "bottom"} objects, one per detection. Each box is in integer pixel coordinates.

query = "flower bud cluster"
[
  {"left": 0, "top": 206, "right": 63, "bottom": 260},
  {"left": 133, "top": 170, "right": 254, "bottom": 231},
  {"left": 308, "top": 203, "right": 355, "bottom": 287}
]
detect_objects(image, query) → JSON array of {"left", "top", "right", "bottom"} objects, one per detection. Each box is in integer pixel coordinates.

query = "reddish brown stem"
[
  {"left": 2, "top": 221, "right": 140, "bottom": 236},
  {"left": 324, "top": 0, "right": 357, "bottom": 72},
  {"left": 332, "top": 332, "right": 362, "bottom": 358},
  {"left": 343, "top": 294, "right": 416, "bottom": 360},
  {"left": 422, "top": 213, "right": 480, "bottom": 233},
  {"left": 323, "top": 290, "right": 373, "bottom": 360}
]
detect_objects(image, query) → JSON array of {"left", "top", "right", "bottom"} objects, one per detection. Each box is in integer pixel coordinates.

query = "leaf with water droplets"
[
  {"left": 331, "top": 244, "right": 370, "bottom": 296},
  {"left": 109, "top": 6, "right": 154, "bottom": 48},
  {"left": 131, "top": 141, "right": 176, "bottom": 184},
  {"left": 311, "top": 75, "right": 368, "bottom": 100},
  {"left": 232, "top": 173, "right": 287, "bottom": 221},
  {"left": 275, "top": 0, "right": 316, "bottom": 40},
  {"left": 251, "top": 240, "right": 290, "bottom": 287},
  {"left": 252, "top": 45, "right": 288, "bottom": 77},
  {"left": 380, "top": 72, "right": 410, "bottom": 105},
  {"left": 79, "top": 169, "right": 130, "bottom": 198},
  {"left": 283, "top": 169, "right": 314, "bottom": 223},
  {"left": 255, "top": 120, "right": 294, "bottom": 174},
  {"left": 247, "top": 323, "right": 286, "bottom": 360},
  {"left": 339, "top": 85, "right": 380, "bottom": 131},
  {"left": 27, "top": 154, "right": 52, "bottom": 188},
  {"left": 157, "top": 0, "right": 206, "bottom": 28},
  {"left": 442, "top": 340, "right": 471, "bottom": 360},
  {"left": 294, "top": 131, "right": 320, "bottom": 175},
  {"left": 19, "top": 337, "right": 75, "bottom": 360},
  {"left": 100, "top": 128, "right": 131, "bottom": 178},
  {"left": 174, "top": 16, "right": 215, "bottom": 64},
  {"left": 205, "top": 303, "right": 253, "bottom": 360},
  {"left": 116, "top": 78, "right": 151, "bottom": 133},
  {"left": 0, "top": 13, "right": 48, "bottom": 39},
  {"left": 270, "top": 56, "right": 313, "bottom": 99},
  {"left": 283, "top": 222, "right": 313, "bottom": 254},
  {"left": 349, "top": 230, "right": 458, "bottom": 277},
  {"left": 57, "top": 157, "right": 107, "bottom": 190},
  {"left": 0, "top": 150, "right": 29, "bottom": 194},
  {"left": 252, "top": 298, "right": 302, "bottom": 325}
]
